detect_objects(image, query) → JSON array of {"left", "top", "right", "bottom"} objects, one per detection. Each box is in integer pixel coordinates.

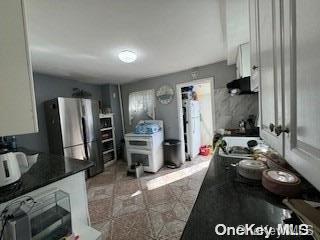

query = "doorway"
[{"left": 176, "top": 78, "right": 215, "bottom": 161}]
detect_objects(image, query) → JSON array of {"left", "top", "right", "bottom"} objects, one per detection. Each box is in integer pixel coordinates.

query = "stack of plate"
[
  {"left": 262, "top": 170, "right": 301, "bottom": 197},
  {"left": 265, "top": 153, "right": 289, "bottom": 170},
  {"left": 238, "top": 160, "right": 268, "bottom": 180}
]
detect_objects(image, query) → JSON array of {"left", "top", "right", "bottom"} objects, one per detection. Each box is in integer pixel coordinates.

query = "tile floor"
[{"left": 87, "top": 155, "right": 211, "bottom": 240}]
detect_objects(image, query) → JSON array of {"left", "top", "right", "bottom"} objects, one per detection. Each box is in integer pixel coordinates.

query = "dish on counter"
[
  {"left": 238, "top": 159, "right": 268, "bottom": 180},
  {"left": 262, "top": 170, "right": 301, "bottom": 197}
]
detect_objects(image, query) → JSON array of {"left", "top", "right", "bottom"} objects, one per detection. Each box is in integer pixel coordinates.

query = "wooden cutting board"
[{"left": 283, "top": 198, "right": 320, "bottom": 233}]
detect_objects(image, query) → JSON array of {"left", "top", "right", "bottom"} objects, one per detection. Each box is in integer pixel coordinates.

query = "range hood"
[{"left": 226, "top": 76, "right": 256, "bottom": 96}]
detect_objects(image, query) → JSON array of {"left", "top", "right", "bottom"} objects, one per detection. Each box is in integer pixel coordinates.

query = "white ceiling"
[
  {"left": 224, "top": 0, "right": 250, "bottom": 65},
  {"left": 24, "top": 0, "right": 228, "bottom": 84}
]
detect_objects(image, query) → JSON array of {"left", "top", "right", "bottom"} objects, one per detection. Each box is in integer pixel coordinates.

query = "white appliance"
[
  {"left": 185, "top": 100, "right": 201, "bottom": 159},
  {"left": 125, "top": 120, "right": 164, "bottom": 173},
  {"left": 0, "top": 152, "right": 28, "bottom": 187}
]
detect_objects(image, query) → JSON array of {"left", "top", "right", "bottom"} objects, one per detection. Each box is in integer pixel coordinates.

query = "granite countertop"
[
  {"left": 181, "top": 150, "right": 320, "bottom": 240},
  {"left": 0, "top": 149, "right": 93, "bottom": 204}
]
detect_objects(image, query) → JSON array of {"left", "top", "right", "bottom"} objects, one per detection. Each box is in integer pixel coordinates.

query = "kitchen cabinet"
[
  {"left": 0, "top": 0, "right": 38, "bottom": 136},
  {"left": 100, "top": 113, "right": 117, "bottom": 165},
  {"left": 251, "top": 0, "right": 320, "bottom": 190},
  {"left": 235, "top": 42, "right": 250, "bottom": 79},
  {"left": 257, "top": 0, "right": 283, "bottom": 154},
  {"left": 249, "top": 0, "right": 259, "bottom": 92},
  {"left": 282, "top": 0, "right": 320, "bottom": 190}
]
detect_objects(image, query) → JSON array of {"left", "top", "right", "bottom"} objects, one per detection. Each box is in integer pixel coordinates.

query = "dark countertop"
[
  {"left": 0, "top": 149, "right": 93, "bottom": 204},
  {"left": 181, "top": 150, "right": 320, "bottom": 240}
]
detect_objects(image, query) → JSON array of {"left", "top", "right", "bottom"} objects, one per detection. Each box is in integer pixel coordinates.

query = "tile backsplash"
[{"left": 214, "top": 88, "right": 259, "bottom": 129}]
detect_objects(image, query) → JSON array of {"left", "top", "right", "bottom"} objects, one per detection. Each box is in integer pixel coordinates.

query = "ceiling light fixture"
[{"left": 118, "top": 50, "right": 137, "bottom": 63}]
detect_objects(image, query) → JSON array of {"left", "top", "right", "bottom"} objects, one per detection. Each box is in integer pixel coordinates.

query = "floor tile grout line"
[
  {"left": 142, "top": 188, "right": 158, "bottom": 239},
  {"left": 146, "top": 209, "right": 162, "bottom": 239},
  {"left": 88, "top": 157, "right": 212, "bottom": 240},
  {"left": 112, "top": 209, "right": 156, "bottom": 239},
  {"left": 109, "top": 162, "right": 118, "bottom": 239}
]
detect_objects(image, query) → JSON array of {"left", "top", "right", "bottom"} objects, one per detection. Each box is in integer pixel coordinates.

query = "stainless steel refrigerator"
[{"left": 45, "top": 97, "right": 103, "bottom": 177}]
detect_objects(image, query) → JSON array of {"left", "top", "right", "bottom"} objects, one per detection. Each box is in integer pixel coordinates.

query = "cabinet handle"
[
  {"left": 274, "top": 125, "right": 290, "bottom": 136},
  {"left": 252, "top": 65, "right": 259, "bottom": 70},
  {"left": 269, "top": 123, "right": 275, "bottom": 132}
]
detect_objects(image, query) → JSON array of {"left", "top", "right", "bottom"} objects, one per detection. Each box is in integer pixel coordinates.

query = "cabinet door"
[
  {"left": 0, "top": 0, "right": 38, "bottom": 136},
  {"left": 249, "top": 0, "right": 259, "bottom": 91},
  {"left": 283, "top": 0, "right": 320, "bottom": 190},
  {"left": 258, "top": 0, "right": 283, "bottom": 154},
  {"left": 236, "top": 49, "right": 241, "bottom": 79},
  {"left": 240, "top": 43, "right": 251, "bottom": 78}
]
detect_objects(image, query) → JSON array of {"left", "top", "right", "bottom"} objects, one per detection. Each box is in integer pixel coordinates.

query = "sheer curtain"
[{"left": 129, "top": 89, "right": 155, "bottom": 125}]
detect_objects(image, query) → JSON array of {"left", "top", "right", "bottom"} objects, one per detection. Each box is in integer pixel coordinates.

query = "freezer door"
[
  {"left": 58, "top": 98, "right": 84, "bottom": 148},
  {"left": 87, "top": 141, "right": 103, "bottom": 177},
  {"left": 189, "top": 100, "right": 200, "bottom": 118},
  {"left": 81, "top": 99, "right": 100, "bottom": 143},
  {"left": 192, "top": 116, "right": 201, "bottom": 158},
  {"left": 187, "top": 115, "right": 201, "bottom": 159},
  {"left": 63, "top": 144, "right": 87, "bottom": 160}
]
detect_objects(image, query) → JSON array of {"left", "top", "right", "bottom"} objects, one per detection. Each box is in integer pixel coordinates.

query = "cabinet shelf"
[
  {"left": 99, "top": 113, "right": 117, "bottom": 163},
  {"left": 101, "top": 138, "right": 113, "bottom": 143},
  {"left": 99, "top": 113, "right": 114, "bottom": 119},
  {"left": 103, "top": 149, "right": 114, "bottom": 154},
  {"left": 100, "top": 127, "right": 113, "bottom": 131}
]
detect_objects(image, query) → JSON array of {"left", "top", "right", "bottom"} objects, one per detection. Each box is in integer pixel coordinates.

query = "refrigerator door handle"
[{"left": 81, "top": 117, "right": 89, "bottom": 160}]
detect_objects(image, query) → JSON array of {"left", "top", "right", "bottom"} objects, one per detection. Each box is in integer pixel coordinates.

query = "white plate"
[
  {"left": 267, "top": 170, "right": 298, "bottom": 183},
  {"left": 239, "top": 160, "right": 267, "bottom": 169}
]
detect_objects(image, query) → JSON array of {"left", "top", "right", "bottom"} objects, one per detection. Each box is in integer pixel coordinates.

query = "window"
[{"left": 129, "top": 89, "right": 155, "bottom": 125}]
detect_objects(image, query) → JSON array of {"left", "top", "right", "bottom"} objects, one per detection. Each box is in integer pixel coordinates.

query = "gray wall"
[
  {"left": 16, "top": 73, "right": 102, "bottom": 152},
  {"left": 101, "top": 85, "right": 123, "bottom": 148},
  {"left": 214, "top": 88, "right": 259, "bottom": 129},
  {"left": 101, "top": 85, "right": 111, "bottom": 107},
  {"left": 121, "top": 61, "right": 237, "bottom": 139}
]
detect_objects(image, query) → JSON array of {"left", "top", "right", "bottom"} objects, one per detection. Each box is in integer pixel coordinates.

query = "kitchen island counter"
[
  {"left": 0, "top": 149, "right": 100, "bottom": 239},
  {"left": 0, "top": 149, "right": 93, "bottom": 204}
]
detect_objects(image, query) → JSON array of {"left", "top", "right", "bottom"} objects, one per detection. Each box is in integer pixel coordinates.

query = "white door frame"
[{"left": 176, "top": 77, "right": 215, "bottom": 161}]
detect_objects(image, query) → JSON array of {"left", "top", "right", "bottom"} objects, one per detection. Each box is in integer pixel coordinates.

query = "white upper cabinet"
[
  {"left": 282, "top": 0, "right": 320, "bottom": 190},
  {"left": 257, "top": 0, "right": 283, "bottom": 154},
  {"left": 236, "top": 42, "right": 250, "bottom": 79},
  {"left": 0, "top": 0, "right": 38, "bottom": 136},
  {"left": 249, "top": 0, "right": 259, "bottom": 92},
  {"left": 251, "top": 0, "right": 320, "bottom": 190}
]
